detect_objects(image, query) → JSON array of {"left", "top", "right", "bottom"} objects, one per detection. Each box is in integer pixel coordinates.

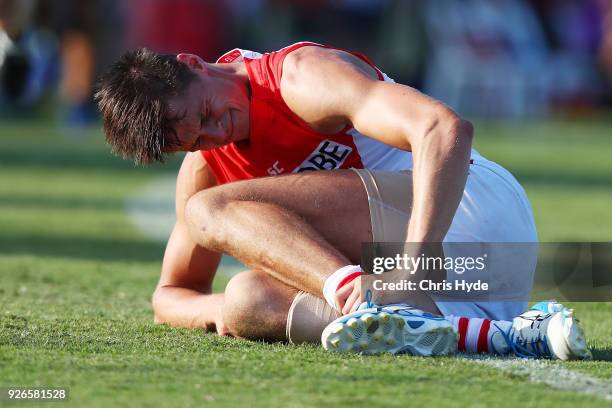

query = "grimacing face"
[{"left": 165, "top": 68, "right": 250, "bottom": 152}]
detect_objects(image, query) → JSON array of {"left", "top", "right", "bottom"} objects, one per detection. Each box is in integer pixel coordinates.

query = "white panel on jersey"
[
  {"left": 348, "top": 128, "right": 414, "bottom": 171},
  {"left": 215, "top": 48, "right": 263, "bottom": 64},
  {"left": 238, "top": 49, "right": 263, "bottom": 60}
]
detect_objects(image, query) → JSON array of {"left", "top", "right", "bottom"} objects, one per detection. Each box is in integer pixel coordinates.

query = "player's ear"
[{"left": 176, "top": 53, "right": 208, "bottom": 73}]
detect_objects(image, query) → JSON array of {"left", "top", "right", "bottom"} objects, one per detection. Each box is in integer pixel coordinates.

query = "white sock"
[
  {"left": 447, "top": 315, "right": 513, "bottom": 354},
  {"left": 322, "top": 265, "right": 364, "bottom": 310}
]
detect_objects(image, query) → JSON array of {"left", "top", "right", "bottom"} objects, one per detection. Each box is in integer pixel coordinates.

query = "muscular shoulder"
[
  {"left": 280, "top": 46, "right": 378, "bottom": 132},
  {"left": 282, "top": 46, "right": 378, "bottom": 85}
]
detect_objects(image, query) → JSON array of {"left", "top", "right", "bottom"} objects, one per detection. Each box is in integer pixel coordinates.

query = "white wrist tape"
[{"left": 323, "top": 265, "right": 364, "bottom": 310}]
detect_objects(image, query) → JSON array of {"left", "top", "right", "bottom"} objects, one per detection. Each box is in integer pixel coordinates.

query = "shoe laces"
[
  {"left": 365, "top": 289, "right": 374, "bottom": 308},
  {"left": 494, "top": 322, "right": 552, "bottom": 358}
]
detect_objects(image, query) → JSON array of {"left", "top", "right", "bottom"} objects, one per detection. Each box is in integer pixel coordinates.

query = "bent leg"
[
  {"left": 222, "top": 269, "right": 298, "bottom": 341},
  {"left": 223, "top": 269, "right": 340, "bottom": 343},
  {"left": 188, "top": 169, "right": 440, "bottom": 330},
  {"left": 186, "top": 170, "right": 372, "bottom": 296}
]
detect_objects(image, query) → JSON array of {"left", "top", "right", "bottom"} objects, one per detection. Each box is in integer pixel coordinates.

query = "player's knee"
[
  {"left": 185, "top": 189, "right": 229, "bottom": 249},
  {"left": 223, "top": 271, "right": 264, "bottom": 337},
  {"left": 223, "top": 270, "right": 281, "bottom": 340}
]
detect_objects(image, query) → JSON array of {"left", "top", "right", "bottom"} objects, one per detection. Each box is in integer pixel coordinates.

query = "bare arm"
[
  {"left": 281, "top": 47, "right": 474, "bottom": 242},
  {"left": 152, "top": 151, "right": 224, "bottom": 331}
]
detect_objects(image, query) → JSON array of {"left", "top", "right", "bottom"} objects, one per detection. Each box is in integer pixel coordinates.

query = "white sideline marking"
[
  {"left": 126, "top": 175, "right": 176, "bottom": 242},
  {"left": 125, "top": 175, "right": 243, "bottom": 277},
  {"left": 465, "top": 356, "right": 612, "bottom": 402}
]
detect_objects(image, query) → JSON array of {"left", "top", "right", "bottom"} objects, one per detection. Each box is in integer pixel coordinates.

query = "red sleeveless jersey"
[{"left": 201, "top": 42, "right": 415, "bottom": 184}]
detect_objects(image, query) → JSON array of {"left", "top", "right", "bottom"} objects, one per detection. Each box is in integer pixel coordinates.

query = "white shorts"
[{"left": 354, "top": 152, "right": 538, "bottom": 321}]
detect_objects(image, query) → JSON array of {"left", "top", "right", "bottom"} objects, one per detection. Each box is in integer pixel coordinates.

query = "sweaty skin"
[{"left": 152, "top": 46, "right": 472, "bottom": 336}]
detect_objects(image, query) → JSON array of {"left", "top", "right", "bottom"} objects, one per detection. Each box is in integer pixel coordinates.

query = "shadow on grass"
[
  {"left": 0, "top": 235, "right": 164, "bottom": 263},
  {"left": 0, "top": 147, "right": 180, "bottom": 173},
  {"left": 591, "top": 348, "right": 612, "bottom": 362},
  {"left": 511, "top": 170, "right": 612, "bottom": 189},
  {"left": 0, "top": 194, "right": 126, "bottom": 211},
  {"left": 3, "top": 146, "right": 611, "bottom": 188}
]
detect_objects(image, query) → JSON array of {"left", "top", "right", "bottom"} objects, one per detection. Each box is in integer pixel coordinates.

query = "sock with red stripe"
[
  {"left": 447, "top": 315, "right": 512, "bottom": 354},
  {"left": 322, "top": 265, "right": 365, "bottom": 310}
]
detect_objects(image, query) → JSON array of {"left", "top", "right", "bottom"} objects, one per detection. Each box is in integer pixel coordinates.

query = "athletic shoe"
[
  {"left": 321, "top": 297, "right": 457, "bottom": 356},
  {"left": 490, "top": 307, "right": 592, "bottom": 360},
  {"left": 530, "top": 300, "right": 567, "bottom": 314}
]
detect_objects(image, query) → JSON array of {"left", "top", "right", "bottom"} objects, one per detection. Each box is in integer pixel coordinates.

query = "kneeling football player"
[{"left": 95, "top": 42, "right": 590, "bottom": 359}]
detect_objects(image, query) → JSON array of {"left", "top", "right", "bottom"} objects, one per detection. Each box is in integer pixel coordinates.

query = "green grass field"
[{"left": 1, "top": 119, "right": 611, "bottom": 407}]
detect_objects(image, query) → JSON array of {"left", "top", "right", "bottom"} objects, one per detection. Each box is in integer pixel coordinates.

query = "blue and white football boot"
[
  {"left": 321, "top": 291, "right": 457, "bottom": 356},
  {"left": 530, "top": 300, "right": 568, "bottom": 314},
  {"left": 490, "top": 300, "right": 592, "bottom": 360}
]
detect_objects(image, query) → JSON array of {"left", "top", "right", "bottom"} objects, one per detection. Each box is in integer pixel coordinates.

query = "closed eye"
[{"left": 200, "top": 102, "right": 210, "bottom": 128}]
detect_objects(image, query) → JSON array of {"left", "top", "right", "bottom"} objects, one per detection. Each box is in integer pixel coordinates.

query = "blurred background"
[
  {"left": 2, "top": 0, "right": 612, "bottom": 122},
  {"left": 1, "top": 0, "right": 611, "bottom": 260}
]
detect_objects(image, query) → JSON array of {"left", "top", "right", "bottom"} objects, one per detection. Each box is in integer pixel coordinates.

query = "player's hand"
[{"left": 334, "top": 276, "right": 363, "bottom": 315}]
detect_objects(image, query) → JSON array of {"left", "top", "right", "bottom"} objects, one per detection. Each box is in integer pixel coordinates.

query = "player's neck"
[{"left": 209, "top": 62, "right": 248, "bottom": 81}]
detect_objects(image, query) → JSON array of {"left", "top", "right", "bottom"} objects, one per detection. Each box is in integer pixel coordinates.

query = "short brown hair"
[{"left": 94, "top": 48, "right": 196, "bottom": 165}]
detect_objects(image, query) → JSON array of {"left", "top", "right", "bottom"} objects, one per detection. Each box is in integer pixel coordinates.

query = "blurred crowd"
[{"left": 2, "top": 0, "right": 612, "bottom": 125}]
